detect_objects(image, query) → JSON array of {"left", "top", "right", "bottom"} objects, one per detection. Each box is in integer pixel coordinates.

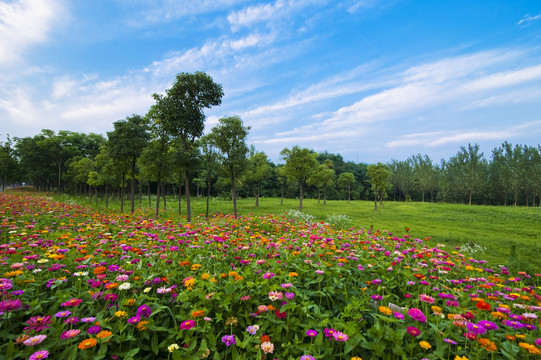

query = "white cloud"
[
  {"left": 0, "top": 0, "right": 63, "bottom": 66},
  {"left": 517, "top": 13, "right": 541, "bottom": 27}
]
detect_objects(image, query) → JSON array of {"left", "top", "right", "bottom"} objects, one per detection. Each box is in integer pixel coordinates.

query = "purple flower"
[
  {"left": 64, "top": 317, "right": 79, "bottom": 324},
  {"left": 466, "top": 322, "right": 487, "bottom": 335},
  {"left": 306, "top": 329, "right": 318, "bottom": 337},
  {"left": 136, "top": 304, "right": 152, "bottom": 318},
  {"left": 55, "top": 310, "right": 71, "bottom": 318},
  {"left": 371, "top": 295, "right": 382, "bottom": 301},
  {"left": 81, "top": 317, "right": 96, "bottom": 323},
  {"left": 24, "top": 316, "right": 52, "bottom": 333},
  {"left": 478, "top": 320, "right": 498, "bottom": 330},
  {"left": 300, "top": 356, "right": 315, "bottom": 360},
  {"left": 222, "top": 335, "right": 236, "bottom": 347},
  {"left": 443, "top": 338, "right": 457, "bottom": 345},
  {"left": 128, "top": 316, "right": 140, "bottom": 324},
  {"left": 88, "top": 325, "right": 101, "bottom": 334},
  {"left": 285, "top": 292, "right": 295, "bottom": 300}
]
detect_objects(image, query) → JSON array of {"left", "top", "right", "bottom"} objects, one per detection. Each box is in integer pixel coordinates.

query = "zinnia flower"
[
  {"left": 306, "top": 329, "right": 318, "bottom": 337},
  {"left": 29, "top": 350, "right": 49, "bottom": 360},
  {"left": 407, "top": 326, "right": 420, "bottom": 337},
  {"left": 60, "top": 329, "right": 81, "bottom": 339},
  {"left": 24, "top": 316, "right": 52, "bottom": 333},
  {"left": 180, "top": 320, "right": 196, "bottom": 330},
  {"left": 333, "top": 331, "right": 349, "bottom": 341},
  {"left": 78, "top": 338, "right": 98, "bottom": 349},
  {"left": 23, "top": 335, "right": 47, "bottom": 346},
  {"left": 261, "top": 341, "right": 274, "bottom": 354},
  {"left": 408, "top": 308, "right": 427, "bottom": 323},
  {"left": 419, "top": 341, "right": 431, "bottom": 350},
  {"left": 222, "top": 335, "right": 235, "bottom": 347}
]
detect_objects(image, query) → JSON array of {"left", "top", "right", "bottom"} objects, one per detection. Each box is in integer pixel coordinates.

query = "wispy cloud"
[
  {"left": 0, "top": 0, "right": 63, "bottom": 66},
  {"left": 517, "top": 13, "right": 541, "bottom": 27},
  {"left": 386, "top": 120, "right": 541, "bottom": 149}
]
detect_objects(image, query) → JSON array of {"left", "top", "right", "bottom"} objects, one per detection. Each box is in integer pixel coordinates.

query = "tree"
[
  {"left": 389, "top": 159, "right": 413, "bottom": 201},
  {"left": 153, "top": 71, "right": 223, "bottom": 222},
  {"left": 367, "top": 163, "right": 392, "bottom": 210},
  {"left": 107, "top": 115, "right": 150, "bottom": 213},
  {"left": 246, "top": 151, "right": 272, "bottom": 207},
  {"left": 337, "top": 172, "right": 355, "bottom": 203},
  {"left": 280, "top": 146, "right": 318, "bottom": 211},
  {"left": 211, "top": 115, "right": 250, "bottom": 217},
  {"left": 412, "top": 154, "right": 437, "bottom": 202},
  {"left": 308, "top": 160, "right": 335, "bottom": 205},
  {"left": 0, "top": 136, "right": 18, "bottom": 190},
  {"left": 449, "top": 144, "right": 487, "bottom": 205},
  {"left": 198, "top": 134, "right": 219, "bottom": 218}
]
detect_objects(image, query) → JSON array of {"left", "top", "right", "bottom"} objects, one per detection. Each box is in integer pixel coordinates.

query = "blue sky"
[{"left": 1, "top": 0, "right": 540, "bottom": 164}]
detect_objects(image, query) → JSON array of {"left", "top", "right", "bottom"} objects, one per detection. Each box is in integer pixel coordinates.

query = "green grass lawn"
[{"left": 53, "top": 192, "right": 541, "bottom": 273}]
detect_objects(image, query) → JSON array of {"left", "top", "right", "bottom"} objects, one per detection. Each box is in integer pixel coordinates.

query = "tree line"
[{"left": 1, "top": 72, "right": 540, "bottom": 215}]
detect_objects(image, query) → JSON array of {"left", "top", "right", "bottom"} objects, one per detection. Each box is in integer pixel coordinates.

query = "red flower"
[
  {"left": 476, "top": 301, "right": 491, "bottom": 311},
  {"left": 275, "top": 309, "right": 287, "bottom": 319}
]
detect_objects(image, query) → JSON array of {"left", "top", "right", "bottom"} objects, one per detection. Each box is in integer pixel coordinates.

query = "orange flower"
[
  {"left": 478, "top": 338, "right": 497, "bottom": 352},
  {"left": 93, "top": 266, "right": 106, "bottom": 275},
  {"left": 261, "top": 335, "right": 270, "bottom": 343},
  {"left": 192, "top": 310, "right": 205, "bottom": 318},
  {"left": 97, "top": 330, "right": 113, "bottom": 340},
  {"left": 78, "top": 338, "right": 98, "bottom": 349},
  {"left": 105, "top": 283, "right": 118, "bottom": 289}
]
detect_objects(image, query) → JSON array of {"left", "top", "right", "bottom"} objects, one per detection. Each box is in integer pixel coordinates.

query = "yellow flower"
[
  {"left": 454, "top": 356, "right": 469, "bottom": 360},
  {"left": 419, "top": 341, "right": 431, "bottom": 350},
  {"left": 378, "top": 306, "right": 392, "bottom": 315},
  {"left": 201, "top": 273, "right": 210, "bottom": 280},
  {"left": 137, "top": 320, "right": 149, "bottom": 331},
  {"left": 351, "top": 357, "right": 363, "bottom": 360},
  {"left": 114, "top": 311, "right": 128, "bottom": 318}
]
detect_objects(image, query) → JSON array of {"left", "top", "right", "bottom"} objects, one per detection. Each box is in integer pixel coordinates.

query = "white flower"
[
  {"left": 168, "top": 343, "right": 180, "bottom": 353},
  {"left": 118, "top": 282, "right": 131, "bottom": 290},
  {"left": 143, "top": 287, "right": 152, "bottom": 293},
  {"left": 37, "top": 259, "right": 49, "bottom": 263}
]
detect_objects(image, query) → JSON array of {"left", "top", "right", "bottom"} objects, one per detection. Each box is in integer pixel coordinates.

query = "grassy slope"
[{"left": 55, "top": 193, "right": 541, "bottom": 272}]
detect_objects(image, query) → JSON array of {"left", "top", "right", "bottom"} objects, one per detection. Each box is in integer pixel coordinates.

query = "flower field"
[{"left": 1, "top": 192, "right": 541, "bottom": 360}]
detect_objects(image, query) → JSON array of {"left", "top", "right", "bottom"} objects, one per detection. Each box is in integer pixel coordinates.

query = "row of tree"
[{"left": 1, "top": 72, "right": 540, "bottom": 215}]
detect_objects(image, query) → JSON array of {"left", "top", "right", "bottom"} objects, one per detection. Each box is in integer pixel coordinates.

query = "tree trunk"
[
  {"left": 324, "top": 184, "right": 327, "bottom": 205},
  {"left": 106, "top": 184, "right": 109, "bottom": 208},
  {"left": 130, "top": 160, "right": 136, "bottom": 213},
  {"left": 374, "top": 186, "right": 378, "bottom": 210},
  {"left": 120, "top": 174, "right": 125, "bottom": 212},
  {"left": 163, "top": 183, "right": 167, "bottom": 210},
  {"left": 231, "top": 170, "right": 238, "bottom": 217},
  {"left": 148, "top": 182, "right": 152, "bottom": 209},
  {"left": 469, "top": 190, "right": 473, "bottom": 206},
  {"left": 95, "top": 185, "right": 98, "bottom": 206},
  {"left": 299, "top": 180, "right": 303, "bottom": 212},
  {"left": 422, "top": 190, "right": 425, "bottom": 203},
  {"left": 57, "top": 160, "right": 62, "bottom": 192},
  {"left": 139, "top": 180, "right": 142, "bottom": 208},
  {"left": 206, "top": 170, "right": 212, "bottom": 218},
  {"left": 514, "top": 190, "right": 518, "bottom": 206},
  {"left": 280, "top": 183, "right": 284, "bottom": 205},
  {"left": 348, "top": 184, "right": 351, "bottom": 203},
  {"left": 185, "top": 169, "right": 192, "bottom": 222},
  {"left": 317, "top": 189, "right": 320, "bottom": 204},
  {"left": 155, "top": 180, "right": 160, "bottom": 217},
  {"left": 178, "top": 179, "right": 182, "bottom": 216}
]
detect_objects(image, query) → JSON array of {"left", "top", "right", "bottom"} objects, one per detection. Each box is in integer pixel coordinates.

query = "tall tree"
[
  {"left": 389, "top": 159, "right": 413, "bottom": 201},
  {"left": 367, "top": 162, "right": 392, "bottom": 210},
  {"left": 153, "top": 71, "right": 223, "bottom": 222},
  {"left": 245, "top": 151, "right": 272, "bottom": 207},
  {"left": 211, "top": 115, "right": 250, "bottom": 217},
  {"left": 308, "top": 160, "right": 334, "bottom": 205},
  {"left": 448, "top": 144, "right": 487, "bottom": 205},
  {"left": 107, "top": 115, "right": 150, "bottom": 213},
  {"left": 280, "top": 146, "right": 318, "bottom": 211},
  {"left": 412, "top": 154, "right": 437, "bottom": 202},
  {"left": 337, "top": 172, "right": 355, "bottom": 203},
  {"left": 198, "top": 134, "right": 219, "bottom": 218}
]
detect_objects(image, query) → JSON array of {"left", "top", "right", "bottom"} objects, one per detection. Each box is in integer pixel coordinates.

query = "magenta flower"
[
  {"left": 0, "top": 299, "right": 22, "bottom": 313},
  {"left": 24, "top": 316, "right": 52, "bottom": 333},
  {"left": 300, "top": 356, "right": 315, "bottom": 360},
  {"left": 180, "top": 320, "right": 196, "bottom": 330},
  {"left": 408, "top": 308, "right": 426, "bottom": 323},
  {"left": 88, "top": 325, "right": 101, "bottom": 334},
  {"left": 222, "top": 334, "right": 236, "bottom": 346},
  {"left": 406, "top": 326, "right": 420, "bottom": 337},
  {"left": 60, "top": 329, "right": 81, "bottom": 339},
  {"left": 306, "top": 329, "right": 318, "bottom": 337},
  {"left": 128, "top": 316, "right": 140, "bottom": 324},
  {"left": 61, "top": 298, "right": 82, "bottom": 307},
  {"left": 29, "top": 350, "right": 49, "bottom": 360}
]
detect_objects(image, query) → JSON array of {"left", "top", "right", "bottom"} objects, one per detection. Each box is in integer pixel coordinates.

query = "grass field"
[{"left": 51, "top": 191, "right": 541, "bottom": 273}]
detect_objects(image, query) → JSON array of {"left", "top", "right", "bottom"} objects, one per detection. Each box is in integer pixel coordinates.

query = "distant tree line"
[{"left": 1, "top": 72, "right": 539, "bottom": 215}]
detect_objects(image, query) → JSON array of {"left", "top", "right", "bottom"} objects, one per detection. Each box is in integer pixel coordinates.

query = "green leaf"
[
  {"left": 151, "top": 333, "right": 159, "bottom": 355},
  {"left": 124, "top": 347, "right": 140, "bottom": 359}
]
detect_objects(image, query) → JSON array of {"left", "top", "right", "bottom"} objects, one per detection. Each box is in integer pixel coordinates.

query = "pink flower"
[
  {"left": 408, "top": 308, "right": 427, "bottom": 323},
  {"left": 419, "top": 294, "right": 435, "bottom": 304},
  {"left": 60, "top": 329, "right": 81, "bottom": 339},
  {"left": 268, "top": 291, "right": 283, "bottom": 301},
  {"left": 332, "top": 331, "right": 349, "bottom": 341},
  {"left": 23, "top": 335, "right": 47, "bottom": 346},
  {"left": 261, "top": 341, "right": 274, "bottom": 354},
  {"left": 29, "top": 350, "right": 49, "bottom": 360},
  {"left": 180, "top": 320, "right": 196, "bottom": 330}
]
